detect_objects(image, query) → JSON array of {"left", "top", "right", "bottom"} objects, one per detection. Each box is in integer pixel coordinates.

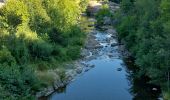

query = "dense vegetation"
[
  {"left": 0, "top": 0, "right": 88, "bottom": 99},
  {"left": 116, "top": 0, "right": 170, "bottom": 99}
]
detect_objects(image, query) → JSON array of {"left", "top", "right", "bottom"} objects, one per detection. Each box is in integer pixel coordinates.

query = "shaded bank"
[{"left": 125, "top": 57, "right": 162, "bottom": 100}]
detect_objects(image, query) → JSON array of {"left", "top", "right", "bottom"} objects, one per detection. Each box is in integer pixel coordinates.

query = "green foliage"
[
  {"left": 0, "top": 0, "right": 87, "bottom": 99},
  {"left": 0, "top": 64, "right": 40, "bottom": 100},
  {"left": 44, "top": 0, "right": 80, "bottom": 33},
  {"left": 29, "top": 39, "right": 53, "bottom": 61},
  {"left": 67, "top": 46, "right": 81, "bottom": 60},
  {"left": 23, "top": 0, "right": 51, "bottom": 34},
  {"left": 0, "top": 0, "right": 29, "bottom": 28},
  {"left": 80, "top": 0, "right": 89, "bottom": 12},
  {"left": 0, "top": 46, "right": 16, "bottom": 65},
  {"left": 95, "top": 4, "right": 112, "bottom": 25},
  {"left": 0, "top": 0, "right": 86, "bottom": 63},
  {"left": 116, "top": 0, "right": 170, "bottom": 98}
]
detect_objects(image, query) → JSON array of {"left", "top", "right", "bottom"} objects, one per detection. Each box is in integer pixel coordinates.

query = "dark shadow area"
[{"left": 125, "top": 57, "right": 161, "bottom": 100}]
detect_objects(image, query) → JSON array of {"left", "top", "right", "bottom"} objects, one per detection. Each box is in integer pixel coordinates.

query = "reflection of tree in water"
[{"left": 125, "top": 57, "right": 161, "bottom": 100}]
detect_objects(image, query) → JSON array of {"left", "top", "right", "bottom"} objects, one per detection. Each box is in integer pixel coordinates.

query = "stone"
[
  {"left": 107, "top": 29, "right": 117, "bottom": 35},
  {"left": 85, "top": 35, "right": 100, "bottom": 49},
  {"left": 89, "top": 64, "right": 95, "bottom": 68},
  {"left": 95, "top": 45, "right": 103, "bottom": 49},
  {"left": 53, "top": 81, "right": 59, "bottom": 89},
  {"left": 108, "top": 53, "right": 114, "bottom": 58},
  {"left": 65, "top": 70, "right": 76, "bottom": 81},
  {"left": 103, "top": 17, "right": 112, "bottom": 25},
  {"left": 85, "top": 68, "right": 90, "bottom": 72},
  {"left": 152, "top": 88, "right": 157, "bottom": 91},
  {"left": 81, "top": 49, "right": 90, "bottom": 57},
  {"left": 88, "top": 18, "right": 97, "bottom": 23},
  {"left": 81, "top": 13, "right": 87, "bottom": 16},
  {"left": 76, "top": 67, "right": 83, "bottom": 74},
  {"left": 111, "top": 43, "right": 118, "bottom": 47},
  {"left": 44, "top": 86, "right": 54, "bottom": 96},
  {"left": 117, "top": 68, "right": 122, "bottom": 71}
]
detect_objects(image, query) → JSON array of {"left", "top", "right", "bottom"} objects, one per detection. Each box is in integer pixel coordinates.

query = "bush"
[
  {"left": 44, "top": 0, "right": 81, "bottom": 33},
  {"left": 95, "top": 4, "right": 112, "bottom": 25},
  {"left": 0, "top": 64, "right": 40, "bottom": 100},
  {"left": 0, "top": 0, "right": 88, "bottom": 99},
  {"left": 29, "top": 39, "right": 53, "bottom": 61},
  {"left": 67, "top": 46, "right": 81, "bottom": 60},
  {"left": 23, "top": 0, "right": 51, "bottom": 34},
  {"left": 0, "top": 0, "right": 29, "bottom": 28},
  {"left": 0, "top": 46, "right": 16, "bottom": 65},
  {"left": 9, "top": 37, "right": 30, "bottom": 64}
]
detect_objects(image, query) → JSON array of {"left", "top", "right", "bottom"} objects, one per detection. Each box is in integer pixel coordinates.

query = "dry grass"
[{"left": 36, "top": 70, "right": 60, "bottom": 85}]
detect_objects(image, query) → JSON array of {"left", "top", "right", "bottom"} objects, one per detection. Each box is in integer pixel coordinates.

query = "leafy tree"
[{"left": 116, "top": 0, "right": 170, "bottom": 98}]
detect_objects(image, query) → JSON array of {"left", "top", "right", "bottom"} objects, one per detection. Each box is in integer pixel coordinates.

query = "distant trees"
[{"left": 116, "top": 0, "right": 170, "bottom": 98}]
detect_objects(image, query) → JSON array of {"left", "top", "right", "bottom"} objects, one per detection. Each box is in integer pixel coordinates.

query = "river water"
[{"left": 48, "top": 30, "right": 134, "bottom": 100}]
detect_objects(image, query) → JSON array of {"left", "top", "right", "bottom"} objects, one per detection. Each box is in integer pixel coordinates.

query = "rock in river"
[
  {"left": 111, "top": 43, "right": 118, "bottom": 47},
  {"left": 117, "top": 68, "right": 122, "bottom": 71},
  {"left": 76, "top": 67, "right": 83, "bottom": 74}
]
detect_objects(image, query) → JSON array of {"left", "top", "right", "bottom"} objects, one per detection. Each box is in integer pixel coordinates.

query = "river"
[
  {"left": 46, "top": 26, "right": 162, "bottom": 99},
  {"left": 48, "top": 29, "right": 132, "bottom": 100}
]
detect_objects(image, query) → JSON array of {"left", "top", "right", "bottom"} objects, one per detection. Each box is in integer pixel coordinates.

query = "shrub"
[
  {"left": 0, "top": 64, "right": 40, "bottom": 100},
  {"left": 67, "top": 46, "right": 81, "bottom": 60},
  {"left": 0, "top": 0, "right": 29, "bottom": 28},
  {"left": 0, "top": 46, "right": 16, "bottom": 65},
  {"left": 95, "top": 4, "right": 112, "bottom": 25},
  {"left": 29, "top": 39, "right": 53, "bottom": 61},
  {"left": 23, "top": 0, "right": 51, "bottom": 34}
]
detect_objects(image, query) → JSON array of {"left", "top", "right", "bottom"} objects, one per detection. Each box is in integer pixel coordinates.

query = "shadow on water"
[{"left": 125, "top": 57, "right": 161, "bottom": 100}]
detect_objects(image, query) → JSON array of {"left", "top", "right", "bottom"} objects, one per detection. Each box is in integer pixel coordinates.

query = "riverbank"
[{"left": 36, "top": 17, "right": 97, "bottom": 98}]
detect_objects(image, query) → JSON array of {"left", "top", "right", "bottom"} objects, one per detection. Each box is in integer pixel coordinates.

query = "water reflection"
[{"left": 125, "top": 57, "right": 161, "bottom": 100}]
